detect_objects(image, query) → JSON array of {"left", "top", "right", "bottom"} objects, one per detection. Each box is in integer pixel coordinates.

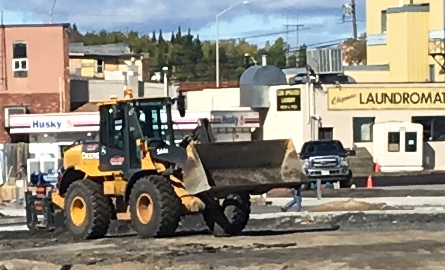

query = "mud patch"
[{"left": 307, "top": 199, "right": 396, "bottom": 212}]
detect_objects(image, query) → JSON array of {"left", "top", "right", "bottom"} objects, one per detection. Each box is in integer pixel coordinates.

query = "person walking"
[{"left": 281, "top": 184, "right": 303, "bottom": 212}]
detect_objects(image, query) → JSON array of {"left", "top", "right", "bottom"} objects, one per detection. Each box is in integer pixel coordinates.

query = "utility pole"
[
  {"left": 295, "top": 20, "right": 305, "bottom": 47},
  {"left": 342, "top": 0, "right": 358, "bottom": 39},
  {"left": 283, "top": 16, "right": 290, "bottom": 67},
  {"left": 351, "top": 0, "right": 358, "bottom": 39},
  {"left": 283, "top": 18, "right": 304, "bottom": 67}
]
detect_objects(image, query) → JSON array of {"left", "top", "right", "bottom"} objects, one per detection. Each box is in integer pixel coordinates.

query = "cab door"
[{"left": 98, "top": 103, "right": 131, "bottom": 172}]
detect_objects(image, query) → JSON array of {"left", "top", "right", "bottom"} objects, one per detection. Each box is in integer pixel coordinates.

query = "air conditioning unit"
[{"left": 3, "top": 106, "right": 28, "bottom": 128}]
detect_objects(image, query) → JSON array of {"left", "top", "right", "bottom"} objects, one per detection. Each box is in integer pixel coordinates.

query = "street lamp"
[{"left": 215, "top": 1, "right": 249, "bottom": 88}]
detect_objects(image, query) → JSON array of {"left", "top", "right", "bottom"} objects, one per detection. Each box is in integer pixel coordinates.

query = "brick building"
[{"left": 0, "top": 23, "right": 70, "bottom": 143}]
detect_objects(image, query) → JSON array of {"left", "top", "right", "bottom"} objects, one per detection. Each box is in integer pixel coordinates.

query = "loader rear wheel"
[
  {"left": 129, "top": 175, "right": 181, "bottom": 238},
  {"left": 204, "top": 193, "right": 251, "bottom": 237},
  {"left": 64, "top": 180, "right": 111, "bottom": 239}
]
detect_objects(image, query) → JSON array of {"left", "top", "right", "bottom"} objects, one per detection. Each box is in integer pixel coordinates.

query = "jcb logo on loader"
[{"left": 82, "top": 152, "right": 99, "bottom": 160}]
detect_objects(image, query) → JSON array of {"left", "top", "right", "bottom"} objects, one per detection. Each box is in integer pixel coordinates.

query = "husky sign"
[{"left": 32, "top": 120, "right": 62, "bottom": 130}]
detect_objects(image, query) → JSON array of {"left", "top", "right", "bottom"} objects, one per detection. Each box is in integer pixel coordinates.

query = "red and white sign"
[
  {"left": 9, "top": 110, "right": 260, "bottom": 134},
  {"left": 9, "top": 112, "right": 99, "bottom": 134}
]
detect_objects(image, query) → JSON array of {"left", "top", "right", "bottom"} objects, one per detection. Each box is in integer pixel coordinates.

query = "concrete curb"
[
  {"left": 0, "top": 217, "right": 26, "bottom": 226},
  {"left": 266, "top": 197, "right": 445, "bottom": 207},
  {"left": 247, "top": 211, "right": 445, "bottom": 231}
]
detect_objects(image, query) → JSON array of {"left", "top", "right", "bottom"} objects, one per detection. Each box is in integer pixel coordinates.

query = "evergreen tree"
[
  {"left": 158, "top": 29, "right": 164, "bottom": 42},
  {"left": 70, "top": 24, "right": 292, "bottom": 82},
  {"left": 170, "top": 31, "right": 176, "bottom": 43},
  {"left": 176, "top": 26, "right": 182, "bottom": 43},
  {"left": 151, "top": 30, "right": 157, "bottom": 43}
]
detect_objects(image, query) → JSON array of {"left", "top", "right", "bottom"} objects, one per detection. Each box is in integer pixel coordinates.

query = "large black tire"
[
  {"left": 129, "top": 175, "right": 181, "bottom": 238},
  {"left": 340, "top": 170, "right": 354, "bottom": 188},
  {"left": 64, "top": 180, "right": 111, "bottom": 239},
  {"left": 203, "top": 193, "right": 251, "bottom": 237}
]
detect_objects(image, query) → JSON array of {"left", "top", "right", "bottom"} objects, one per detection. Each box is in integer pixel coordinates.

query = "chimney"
[{"left": 261, "top": 55, "right": 267, "bottom": 66}]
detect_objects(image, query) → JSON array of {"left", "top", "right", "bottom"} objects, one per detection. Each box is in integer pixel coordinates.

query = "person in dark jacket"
[{"left": 281, "top": 184, "right": 303, "bottom": 212}]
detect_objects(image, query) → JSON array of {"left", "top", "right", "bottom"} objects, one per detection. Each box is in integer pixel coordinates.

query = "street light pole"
[
  {"left": 216, "top": 14, "right": 220, "bottom": 88},
  {"left": 215, "top": 1, "right": 249, "bottom": 88},
  {"left": 49, "top": 0, "right": 57, "bottom": 24}
]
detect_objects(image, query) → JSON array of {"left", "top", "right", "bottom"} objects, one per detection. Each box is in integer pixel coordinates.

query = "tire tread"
[
  {"left": 65, "top": 179, "right": 111, "bottom": 239},
  {"left": 130, "top": 175, "right": 181, "bottom": 238}
]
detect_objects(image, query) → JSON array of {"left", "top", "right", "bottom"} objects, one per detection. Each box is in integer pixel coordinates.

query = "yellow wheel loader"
[{"left": 24, "top": 90, "right": 308, "bottom": 239}]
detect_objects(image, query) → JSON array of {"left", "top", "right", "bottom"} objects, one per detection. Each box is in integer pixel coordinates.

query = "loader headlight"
[{"left": 340, "top": 157, "right": 348, "bottom": 166}]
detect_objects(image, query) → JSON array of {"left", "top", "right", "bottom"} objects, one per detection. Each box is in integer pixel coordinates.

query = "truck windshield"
[
  {"left": 129, "top": 100, "right": 174, "bottom": 145},
  {"left": 301, "top": 141, "right": 346, "bottom": 155}
]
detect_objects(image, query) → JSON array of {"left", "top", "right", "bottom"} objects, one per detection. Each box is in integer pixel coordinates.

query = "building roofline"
[
  {"left": 1, "top": 23, "right": 70, "bottom": 29},
  {"left": 69, "top": 53, "right": 144, "bottom": 58},
  {"left": 387, "top": 4, "right": 430, "bottom": 14}
]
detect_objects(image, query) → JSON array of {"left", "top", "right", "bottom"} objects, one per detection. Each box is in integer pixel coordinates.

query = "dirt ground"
[{"left": 1, "top": 229, "right": 445, "bottom": 270}]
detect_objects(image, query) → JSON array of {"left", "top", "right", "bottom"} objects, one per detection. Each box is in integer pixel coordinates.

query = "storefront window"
[
  {"left": 353, "top": 117, "right": 375, "bottom": 142},
  {"left": 405, "top": 132, "right": 417, "bottom": 152},
  {"left": 412, "top": 116, "right": 445, "bottom": 141},
  {"left": 388, "top": 132, "right": 400, "bottom": 152}
]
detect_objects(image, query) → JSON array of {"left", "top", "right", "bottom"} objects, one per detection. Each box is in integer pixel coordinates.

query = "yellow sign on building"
[
  {"left": 276, "top": 88, "right": 301, "bottom": 111},
  {"left": 328, "top": 87, "right": 445, "bottom": 110}
]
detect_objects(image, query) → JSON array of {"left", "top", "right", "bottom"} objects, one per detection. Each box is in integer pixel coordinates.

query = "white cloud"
[
  {"left": 3, "top": 0, "right": 363, "bottom": 27},
  {"left": 2, "top": 0, "right": 365, "bottom": 46}
]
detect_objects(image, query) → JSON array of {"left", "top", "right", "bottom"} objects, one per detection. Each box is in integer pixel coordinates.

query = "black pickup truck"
[{"left": 299, "top": 140, "right": 354, "bottom": 188}]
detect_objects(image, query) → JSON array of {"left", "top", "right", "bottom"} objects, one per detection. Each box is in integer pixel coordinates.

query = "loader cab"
[{"left": 98, "top": 98, "right": 177, "bottom": 172}]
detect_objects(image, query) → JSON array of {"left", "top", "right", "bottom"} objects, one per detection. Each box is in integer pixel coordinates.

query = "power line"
[
  {"left": 236, "top": 25, "right": 317, "bottom": 40},
  {"left": 283, "top": 16, "right": 305, "bottom": 66},
  {"left": 288, "top": 38, "right": 347, "bottom": 51}
]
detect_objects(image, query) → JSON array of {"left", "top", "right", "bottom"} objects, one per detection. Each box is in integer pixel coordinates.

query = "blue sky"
[{"left": 1, "top": 0, "right": 366, "bottom": 48}]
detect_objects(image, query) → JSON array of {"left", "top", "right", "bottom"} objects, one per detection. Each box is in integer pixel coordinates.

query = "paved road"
[{"left": 1, "top": 229, "right": 445, "bottom": 269}]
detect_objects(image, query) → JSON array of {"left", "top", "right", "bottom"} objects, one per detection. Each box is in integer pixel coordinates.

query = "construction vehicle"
[{"left": 24, "top": 89, "right": 308, "bottom": 239}]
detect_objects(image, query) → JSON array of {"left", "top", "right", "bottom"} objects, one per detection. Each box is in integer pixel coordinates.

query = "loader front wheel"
[
  {"left": 64, "top": 180, "right": 111, "bottom": 239},
  {"left": 204, "top": 193, "right": 251, "bottom": 237},
  {"left": 129, "top": 175, "right": 181, "bottom": 238}
]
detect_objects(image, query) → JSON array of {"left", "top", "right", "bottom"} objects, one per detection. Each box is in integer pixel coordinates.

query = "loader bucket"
[{"left": 182, "top": 139, "right": 307, "bottom": 198}]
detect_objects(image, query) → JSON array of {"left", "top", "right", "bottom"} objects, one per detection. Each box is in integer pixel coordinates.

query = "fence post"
[
  {"left": 15, "top": 186, "right": 20, "bottom": 208},
  {"left": 316, "top": 179, "right": 322, "bottom": 200}
]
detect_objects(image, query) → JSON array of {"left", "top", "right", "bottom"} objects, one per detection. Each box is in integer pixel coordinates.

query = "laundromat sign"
[{"left": 328, "top": 87, "right": 445, "bottom": 110}]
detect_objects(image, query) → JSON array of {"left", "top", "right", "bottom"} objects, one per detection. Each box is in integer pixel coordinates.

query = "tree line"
[{"left": 68, "top": 24, "right": 366, "bottom": 82}]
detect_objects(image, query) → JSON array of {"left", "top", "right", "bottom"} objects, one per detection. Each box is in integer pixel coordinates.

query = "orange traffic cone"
[
  {"left": 374, "top": 161, "right": 381, "bottom": 173},
  {"left": 366, "top": 176, "right": 374, "bottom": 189}
]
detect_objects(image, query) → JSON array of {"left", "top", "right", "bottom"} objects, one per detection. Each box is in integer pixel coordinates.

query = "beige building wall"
[
  {"left": 69, "top": 58, "right": 143, "bottom": 80},
  {"left": 344, "top": 69, "right": 390, "bottom": 82},
  {"left": 361, "top": 1, "right": 444, "bottom": 83},
  {"left": 186, "top": 83, "right": 445, "bottom": 170},
  {"left": 185, "top": 88, "right": 243, "bottom": 111},
  {"left": 313, "top": 83, "right": 445, "bottom": 169},
  {"left": 263, "top": 86, "right": 304, "bottom": 149}
]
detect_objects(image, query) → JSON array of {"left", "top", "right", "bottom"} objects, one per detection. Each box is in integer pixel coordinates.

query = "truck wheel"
[
  {"left": 129, "top": 175, "right": 181, "bottom": 238},
  {"left": 64, "top": 180, "right": 111, "bottom": 239},
  {"left": 340, "top": 170, "right": 354, "bottom": 188},
  {"left": 204, "top": 193, "right": 251, "bottom": 237}
]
